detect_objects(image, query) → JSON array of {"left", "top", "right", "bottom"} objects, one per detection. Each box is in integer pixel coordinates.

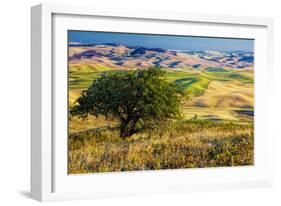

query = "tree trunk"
[
  {"left": 120, "top": 129, "right": 130, "bottom": 138},
  {"left": 120, "top": 117, "right": 139, "bottom": 138}
]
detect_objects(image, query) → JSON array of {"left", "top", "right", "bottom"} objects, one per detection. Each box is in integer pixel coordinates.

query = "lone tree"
[{"left": 70, "top": 68, "right": 189, "bottom": 138}]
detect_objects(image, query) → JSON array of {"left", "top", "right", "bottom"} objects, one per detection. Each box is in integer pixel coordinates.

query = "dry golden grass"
[
  {"left": 69, "top": 115, "right": 117, "bottom": 133},
  {"left": 68, "top": 120, "right": 254, "bottom": 174}
]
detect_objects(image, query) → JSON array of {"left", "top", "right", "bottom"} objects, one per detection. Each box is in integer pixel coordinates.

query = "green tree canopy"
[{"left": 70, "top": 68, "right": 189, "bottom": 138}]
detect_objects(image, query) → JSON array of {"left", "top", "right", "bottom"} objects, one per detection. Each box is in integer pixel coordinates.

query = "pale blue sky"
[{"left": 68, "top": 30, "right": 254, "bottom": 52}]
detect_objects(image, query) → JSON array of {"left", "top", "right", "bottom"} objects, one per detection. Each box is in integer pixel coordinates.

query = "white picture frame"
[{"left": 31, "top": 3, "right": 274, "bottom": 202}]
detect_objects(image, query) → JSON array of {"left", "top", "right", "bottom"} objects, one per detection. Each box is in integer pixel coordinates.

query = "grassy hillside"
[
  {"left": 69, "top": 120, "right": 254, "bottom": 173},
  {"left": 68, "top": 64, "right": 254, "bottom": 173}
]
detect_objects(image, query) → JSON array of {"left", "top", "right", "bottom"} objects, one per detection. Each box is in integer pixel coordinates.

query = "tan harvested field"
[
  {"left": 185, "top": 80, "right": 253, "bottom": 107},
  {"left": 187, "top": 80, "right": 253, "bottom": 108},
  {"left": 182, "top": 80, "right": 254, "bottom": 121}
]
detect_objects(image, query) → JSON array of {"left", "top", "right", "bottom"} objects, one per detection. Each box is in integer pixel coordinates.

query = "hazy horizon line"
[
  {"left": 68, "top": 31, "right": 254, "bottom": 52},
  {"left": 68, "top": 41, "right": 254, "bottom": 53}
]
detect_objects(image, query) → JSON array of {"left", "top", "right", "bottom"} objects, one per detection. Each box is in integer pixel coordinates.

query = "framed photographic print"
[{"left": 31, "top": 3, "right": 274, "bottom": 201}]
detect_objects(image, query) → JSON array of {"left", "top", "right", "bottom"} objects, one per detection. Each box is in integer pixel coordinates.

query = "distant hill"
[{"left": 68, "top": 43, "right": 254, "bottom": 70}]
